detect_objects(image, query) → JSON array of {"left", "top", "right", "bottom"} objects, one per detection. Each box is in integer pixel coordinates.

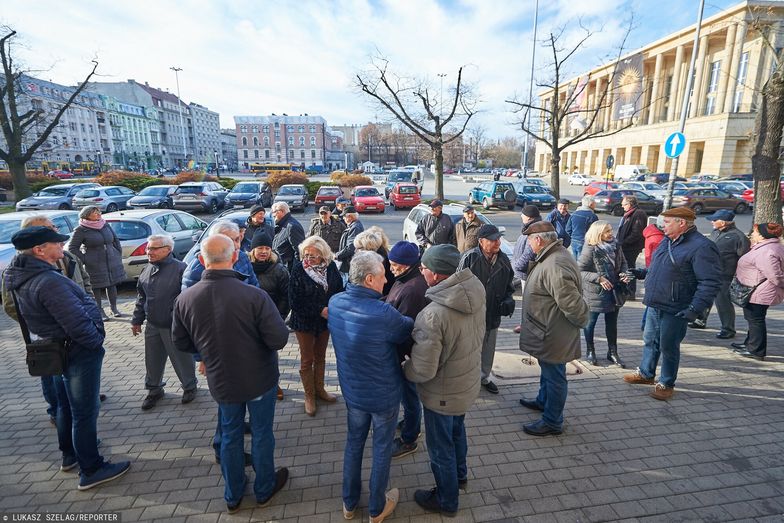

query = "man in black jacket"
[
  {"left": 416, "top": 199, "right": 456, "bottom": 250},
  {"left": 309, "top": 206, "right": 346, "bottom": 253},
  {"left": 131, "top": 234, "right": 196, "bottom": 410},
  {"left": 616, "top": 195, "right": 648, "bottom": 269},
  {"left": 458, "top": 224, "right": 515, "bottom": 394},
  {"left": 271, "top": 202, "right": 305, "bottom": 272},
  {"left": 172, "top": 234, "right": 290, "bottom": 513},
  {"left": 335, "top": 206, "right": 364, "bottom": 277},
  {"left": 243, "top": 205, "right": 274, "bottom": 252}
]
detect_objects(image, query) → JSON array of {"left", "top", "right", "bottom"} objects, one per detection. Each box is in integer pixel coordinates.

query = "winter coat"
[
  {"left": 66, "top": 224, "right": 126, "bottom": 288},
  {"left": 566, "top": 207, "right": 598, "bottom": 252},
  {"left": 415, "top": 212, "right": 456, "bottom": 248},
  {"left": 458, "top": 247, "right": 515, "bottom": 330},
  {"left": 384, "top": 264, "right": 430, "bottom": 360},
  {"left": 617, "top": 207, "right": 648, "bottom": 255},
  {"left": 710, "top": 223, "right": 750, "bottom": 279},
  {"left": 641, "top": 227, "right": 722, "bottom": 315},
  {"left": 272, "top": 213, "right": 305, "bottom": 271},
  {"left": 546, "top": 210, "right": 571, "bottom": 248},
  {"left": 243, "top": 219, "right": 274, "bottom": 252},
  {"left": 181, "top": 249, "right": 259, "bottom": 290},
  {"left": 329, "top": 283, "right": 414, "bottom": 413},
  {"left": 3, "top": 254, "right": 104, "bottom": 355},
  {"left": 288, "top": 261, "right": 344, "bottom": 334},
  {"left": 250, "top": 251, "right": 291, "bottom": 319},
  {"left": 642, "top": 224, "right": 665, "bottom": 268},
  {"left": 335, "top": 220, "right": 364, "bottom": 273},
  {"left": 309, "top": 216, "right": 346, "bottom": 254},
  {"left": 578, "top": 242, "right": 629, "bottom": 313},
  {"left": 519, "top": 240, "right": 589, "bottom": 364},
  {"left": 512, "top": 217, "right": 541, "bottom": 280},
  {"left": 172, "top": 269, "right": 289, "bottom": 403},
  {"left": 455, "top": 217, "right": 481, "bottom": 253},
  {"left": 404, "top": 269, "right": 486, "bottom": 416},
  {"left": 734, "top": 238, "right": 784, "bottom": 306},
  {"left": 131, "top": 254, "right": 186, "bottom": 328}
]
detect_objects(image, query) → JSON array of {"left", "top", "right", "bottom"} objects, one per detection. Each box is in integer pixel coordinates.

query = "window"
[
  {"left": 275, "top": 143, "right": 281, "bottom": 152},
  {"left": 263, "top": 125, "right": 269, "bottom": 133},
  {"left": 733, "top": 52, "right": 749, "bottom": 112},
  {"left": 300, "top": 150, "right": 305, "bottom": 159},
  {"left": 289, "top": 149, "right": 295, "bottom": 159},
  {"left": 241, "top": 136, "right": 248, "bottom": 146},
  {"left": 310, "top": 136, "right": 316, "bottom": 146},
  {"left": 309, "top": 125, "right": 316, "bottom": 133},
  {"left": 287, "top": 125, "right": 294, "bottom": 132},
  {"left": 299, "top": 136, "right": 305, "bottom": 146},
  {"left": 176, "top": 213, "right": 204, "bottom": 231},
  {"left": 240, "top": 125, "right": 247, "bottom": 133},
  {"left": 252, "top": 126, "right": 258, "bottom": 133},
  {"left": 253, "top": 136, "right": 259, "bottom": 146},
  {"left": 156, "top": 214, "right": 183, "bottom": 232},
  {"left": 274, "top": 130, "right": 280, "bottom": 138},
  {"left": 311, "top": 149, "right": 316, "bottom": 159},
  {"left": 243, "top": 150, "right": 248, "bottom": 159},
  {"left": 265, "top": 150, "right": 270, "bottom": 159},
  {"left": 274, "top": 122, "right": 280, "bottom": 129},
  {"left": 704, "top": 60, "right": 721, "bottom": 115},
  {"left": 288, "top": 136, "right": 294, "bottom": 145},
  {"left": 254, "top": 150, "right": 259, "bottom": 159},
  {"left": 298, "top": 125, "right": 304, "bottom": 133}
]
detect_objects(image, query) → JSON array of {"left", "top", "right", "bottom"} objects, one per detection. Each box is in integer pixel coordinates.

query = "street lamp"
[
  {"left": 170, "top": 66, "right": 189, "bottom": 166},
  {"left": 437, "top": 73, "right": 447, "bottom": 122},
  {"left": 214, "top": 150, "right": 220, "bottom": 178}
]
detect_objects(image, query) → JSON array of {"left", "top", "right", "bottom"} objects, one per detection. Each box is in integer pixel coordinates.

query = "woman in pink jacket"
[{"left": 732, "top": 223, "right": 784, "bottom": 360}]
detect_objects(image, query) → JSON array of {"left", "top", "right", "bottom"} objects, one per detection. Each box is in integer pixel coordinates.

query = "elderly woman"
[
  {"left": 289, "top": 235, "right": 344, "bottom": 416},
  {"left": 732, "top": 223, "right": 784, "bottom": 361},
  {"left": 249, "top": 230, "right": 290, "bottom": 319},
  {"left": 354, "top": 229, "right": 395, "bottom": 295},
  {"left": 67, "top": 206, "right": 127, "bottom": 319},
  {"left": 578, "top": 221, "right": 632, "bottom": 367}
]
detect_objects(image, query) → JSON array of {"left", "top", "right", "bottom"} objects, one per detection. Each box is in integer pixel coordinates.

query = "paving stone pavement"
[{"left": 1, "top": 287, "right": 783, "bottom": 523}]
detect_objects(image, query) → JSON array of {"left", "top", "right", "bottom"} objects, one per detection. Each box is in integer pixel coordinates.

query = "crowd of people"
[{"left": 2, "top": 193, "right": 784, "bottom": 518}]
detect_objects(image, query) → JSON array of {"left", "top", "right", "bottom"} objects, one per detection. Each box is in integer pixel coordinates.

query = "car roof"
[
  {"left": 104, "top": 209, "right": 189, "bottom": 219},
  {"left": 141, "top": 184, "right": 176, "bottom": 189},
  {"left": 179, "top": 182, "right": 207, "bottom": 186},
  {"left": 40, "top": 182, "right": 98, "bottom": 189},
  {"left": 354, "top": 185, "right": 377, "bottom": 190},
  {"left": 280, "top": 184, "right": 305, "bottom": 187},
  {"left": 0, "top": 210, "right": 78, "bottom": 220}
]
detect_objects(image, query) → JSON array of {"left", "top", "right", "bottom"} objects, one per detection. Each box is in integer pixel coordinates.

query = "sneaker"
[
  {"left": 342, "top": 503, "right": 355, "bottom": 520},
  {"left": 391, "top": 437, "right": 418, "bottom": 459},
  {"left": 60, "top": 455, "right": 78, "bottom": 472},
  {"left": 649, "top": 383, "right": 674, "bottom": 401},
  {"left": 414, "top": 487, "right": 457, "bottom": 517},
  {"left": 688, "top": 319, "right": 706, "bottom": 329},
  {"left": 623, "top": 369, "right": 655, "bottom": 385},
  {"left": 215, "top": 452, "right": 253, "bottom": 467},
  {"left": 482, "top": 381, "right": 499, "bottom": 394},
  {"left": 181, "top": 389, "right": 197, "bottom": 404},
  {"left": 257, "top": 467, "right": 289, "bottom": 507},
  {"left": 141, "top": 391, "right": 164, "bottom": 410},
  {"left": 369, "top": 488, "right": 399, "bottom": 523},
  {"left": 77, "top": 461, "right": 130, "bottom": 490}
]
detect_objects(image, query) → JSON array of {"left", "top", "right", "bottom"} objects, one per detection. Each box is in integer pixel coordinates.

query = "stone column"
[
  {"left": 689, "top": 35, "right": 710, "bottom": 118},
  {"left": 667, "top": 45, "right": 685, "bottom": 121},
  {"left": 604, "top": 72, "right": 614, "bottom": 131},
  {"left": 715, "top": 23, "right": 738, "bottom": 114},
  {"left": 648, "top": 53, "right": 664, "bottom": 124},
  {"left": 724, "top": 22, "right": 748, "bottom": 112}
]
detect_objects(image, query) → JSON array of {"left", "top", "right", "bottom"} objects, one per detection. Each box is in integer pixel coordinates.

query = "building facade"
[
  {"left": 100, "top": 95, "right": 160, "bottom": 169},
  {"left": 189, "top": 103, "right": 221, "bottom": 168},
  {"left": 536, "top": 0, "right": 783, "bottom": 178},
  {"left": 220, "top": 129, "right": 238, "bottom": 171}
]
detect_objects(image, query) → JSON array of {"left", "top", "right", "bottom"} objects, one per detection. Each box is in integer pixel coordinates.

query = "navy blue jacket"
[
  {"left": 566, "top": 207, "right": 598, "bottom": 248},
  {"left": 546, "top": 210, "right": 571, "bottom": 248},
  {"left": 181, "top": 249, "right": 259, "bottom": 291}
]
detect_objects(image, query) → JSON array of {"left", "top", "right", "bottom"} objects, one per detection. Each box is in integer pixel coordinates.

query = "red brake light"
[{"left": 130, "top": 242, "right": 148, "bottom": 257}]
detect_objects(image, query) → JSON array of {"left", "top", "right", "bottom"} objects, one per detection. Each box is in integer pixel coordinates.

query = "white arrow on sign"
[{"left": 668, "top": 134, "right": 681, "bottom": 157}]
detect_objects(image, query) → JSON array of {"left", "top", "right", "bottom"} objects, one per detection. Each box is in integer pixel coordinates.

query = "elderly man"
[
  {"left": 335, "top": 205, "right": 364, "bottom": 277},
  {"left": 173, "top": 234, "right": 290, "bottom": 513},
  {"left": 566, "top": 195, "right": 598, "bottom": 258},
  {"left": 546, "top": 199, "right": 571, "bottom": 248},
  {"left": 458, "top": 224, "right": 515, "bottom": 394},
  {"left": 617, "top": 195, "right": 648, "bottom": 271},
  {"left": 384, "top": 241, "right": 429, "bottom": 458},
  {"left": 416, "top": 199, "right": 456, "bottom": 250},
  {"left": 271, "top": 201, "right": 305, "bottom": 271},
  {"left": 243, "top": 204, "right": 274, "bottom": 252},
  {"left": 182, "top": 220, "right": 259, "bottom": 290},
  {"left": 4, "top": 226, "right": 130, "bottom": 489},
  {"left": 328, "top": 251, "right": 414, "bottom": 523},
  {"left": 131, "top": 234, "right": 196, "bottom": 410},
  {"left": 624, "top": 207, "right": 721, "bottom": 400},
  {"left": 693, "top": 209, "right": 750, "bottom": 335},
  {"left": 518, "top": 222, "right": 589, "bottom": 436},
  {"left": 309, "top": 205, "right": 346, "bottom": 253},
  {"left": 333, "top": 196, "right": 350, "bottom": 218},
  {"left": 404, "top": 244, "right": 486, "bottom": 517},
  {"left": 512, "top": 205, "right": 542, "bottom": 333},
  {"left": 455, "top": 205, "right": 482, "bottom": 253}
]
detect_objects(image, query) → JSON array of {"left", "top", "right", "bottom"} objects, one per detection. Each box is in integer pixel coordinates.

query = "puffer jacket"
[
  {"left": 329, "top": 284, "right": 414, "bottom": 413},
  {"left": 415, "top": 212, "right": 456, "bottom": 248},
  {"left": 643, "top": 224, "right": 665, "bottom": 268},
  {"left": 404, "top": 269, "right": 486, "bottom": 416},
  {"left": 710, "top": 223, "right": 750, "bottom": 279},
  {"left": 66, "top": 224, "right": 126, "bottom": 288},
  {"left": 519, "top": 240, "right": 589, "bottom": 363},
  {"left": 289, "top": 261, "right": 344, "bottom": 334},
  {"left": 243, "top": 219, "right": 274, "bottom": 252},
  {"left": 458, "top": 247, "right": 515, "bottom": 329},
  {"left": 272, "top": 212, "right": 305, "bottom": 271},
  {"left": 309, "top": 216, "right": 346, "bottom": 254},
  {"left": 131, "top": 253, "right": 186, "bottom": 328},
  {"left": 455, "top": 217, "right": 481, "bottom": 253},
  {"left": 734, "top": 238, "right": 784, "bottom": 306},
  {"left": 250, "top": 251, "right": 290, "bottom": 319},
  {"left": 181, "top": 249, "right": 259, "bottom": 290},
  {"left": 578, "top": 242, "right": 629, "bottom": 313}
]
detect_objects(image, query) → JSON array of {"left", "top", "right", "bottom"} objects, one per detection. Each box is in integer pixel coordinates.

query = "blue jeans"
[
  {"left": 41, "top": 376, "right": 58, "bottom": 418},
  {"left": 400, "top": 377, "right": 421, "bottom": 444},
  {"left": 342, "top": 406, "right": 397, "bottom": 517},
  {"left": 571, "top": 241, "right": 584, "bottom": 259},
  {"left": 640, "top": 308, "right": 688, "bottom": 387},
  {"left": 422, "top": 408, "right": 467, "bottom": 513},
  {"left": 535, "top": 362, "right": 567, "bottom": 430},
  {"left": 55, "top": 347, "right": 105, "bottom": 475},
  {"left": 218, "top": 384, "right": 277, "bottom": 506}
]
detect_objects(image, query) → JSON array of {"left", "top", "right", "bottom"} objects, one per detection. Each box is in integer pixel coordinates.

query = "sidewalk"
[{"left": 1, "top": 292, "right": 783, "bottom": 522}]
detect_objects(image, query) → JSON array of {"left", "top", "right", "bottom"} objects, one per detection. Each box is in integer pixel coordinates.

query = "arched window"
[
  {"left": 264, "top": 136, "right": 270, "bottom": 146},
  {"left": 241, "top": 136, "right": 248, "bottom": 146},
  {"left": 310, "top": 136, "right": 316, "bottom": 146},
  {"left": 253, "top": 136, "right": 259, "bottom": 146},
  {"left": 299, "top": 136, "right": 305, "bottom": 146},
  {"left": 288, "top": 136, "right": 294, "bottom": 146}
]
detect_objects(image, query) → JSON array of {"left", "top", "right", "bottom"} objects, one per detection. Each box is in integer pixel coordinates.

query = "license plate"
[
  {"left": 234, "top": 204, "right": 244, "bottom": 208},
  {"left": 404, "top": 197, "right": 413, "bottom": 200}
]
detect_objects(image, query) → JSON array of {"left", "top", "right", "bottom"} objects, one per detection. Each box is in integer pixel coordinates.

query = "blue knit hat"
[{"left": 388, "top": 241, "right": 420, "bottom": 266}]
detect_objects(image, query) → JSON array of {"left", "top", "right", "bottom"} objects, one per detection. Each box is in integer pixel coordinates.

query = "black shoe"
[
  {"left": 215, "top": 451, "right": 253, "bottom": 466},
  {"left": 716, "top": 330, "right": 735, "bottom": 339},
  {"left": 518, "top": 398, "right": 544, "bottom": 411},
  {"left": 735, "top": 350, "right": 765, "bottom": 361},
  {"left": 141, "top": 391, "right": 164, "bottom": 410},
  {"left": 523, "top": 420, "right": 563, "bottom": 437},
  {"left": 181, "top": 389, "right": 197, "bottom": 404},
  {"left": 391, "top": 437, "right": 418, "bottom": 459},
  {"left": 607, "top": 351, "right": 626, "bottom": 369},
  {"left": 458, "top": 478, "right": 468, "bottom": 490},
  {"left": 731, "top": 342, "right": 747, "bottom": 350},
  {"left": 257, "top": 467, "right": 289, "bottom": 507},
  {"left": 583, "top": 348, "right": 598, "bottom": 366},
  {"left": 414, "top": 488, "right": 457, "bottom": 517},
  {"left": 227, "top": 501, "right": 242, "bottom": 514},
  {"left": 99, "top": 394, "right": 107, "bottom": 402},
  {"left": 482, "top": 381, "right": 499, "bottom": 394},
  {"left": 688, "top": 320, "right": 706, "bottom": 329}
]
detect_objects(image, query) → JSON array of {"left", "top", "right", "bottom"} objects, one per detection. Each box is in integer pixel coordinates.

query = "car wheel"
[
  {"left": 58, "top": 203, "right": 71, "bottom": 210},
  {"left": 208, "top": 199, "right": 219, "bottom": 214},
  {"left": 106, "top": 203, "right": 118, "bottom": 213},
  {"left": 482, "top": 198, "right": 491, "bottom": 210},
  {"left": 468, "top": 193, "right": 475, "bottom": 204},
  {"left": 611, "top": 204, "right": 624, "bottom": 216},
  {"left": 734, "top": 203, "right": 748, "bottom": 214},
  {"left": 692, "top": 203, "right": 704, "bottom": 214}
]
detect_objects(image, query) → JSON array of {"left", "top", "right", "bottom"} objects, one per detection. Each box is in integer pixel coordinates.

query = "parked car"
[
  {"left": 722, "top": 173, "right": 753, "bottom": 182},
  {"left": 47, "top": 170, "right": 74, "bottom": 179},
  {"left": 592, "top": 190, "right": 663, "bottom": 216},
  {"left": 613, "top": 164, "right": 650, "bottom": 182},
  {"left": 620, "top": 182, "right": 669, "bottom": 200},
  {"left": 568, "top": 173, "right": 593, "bottom": 186},
  {"left": 584, "top": 181, "right": 620, "bottom": 196},
  {"left": 350, "top": 185, "right": 385, "bottom": 213},
  {"left": 273, "top": 184, "right": 308, "bottom": 212},
  {"left": 72, "top": 185, "right": 136, "bottom": 212},
  {"left": 670, "top": 188, "right": 748, "bottom": 214},
  {"left": 15, "top": 182, "right": 101, "bottom": 211},
  {"left": 715, "top": 180, "right": 753, "bottom": 196},
  {"left": 388, "top": 182, "right": 422, "bottom": 210},
  {"left": 104, "top": 209, "right": 208, "bottom": 281},
  {"left": 385, "top": 169, "right": 423, "bottom": 197},
  {"left": 0, "top": 210, "right": 79, "bottom": 271},
  {"left": 689, "top": 174, "right": 719, "bottom": 183},
  {"left": 314, "top": 185, "right": 343, "bottom": 207},
  {"left": 402, "top": 203, "right": 514, "bottom": 257},
  {"left": 467, "top": 181, "right": 517, "bottom": 210},
  {"left": 172, "top": 181, "right": 229, "bottom": 214},
  {"left": 224, "top": 181, "right": 273, "bottom": 208},
  {"left": 512, "top": 182, "right": 557, "bottom": 210},
  {"left": 644, "top": 172, "right": 686, "bottom": 184},
  {"left": 739, "top": 181, "right": 784, "bottom": 207},
  {"left": 182, "top": 209, "right": 273, "bottom": 266},
  {"left": 127, "top": 185, "right": 177, "bottom": 209},
  {"left": 520, "top": 178, "right": 553, "bottom": 193}
]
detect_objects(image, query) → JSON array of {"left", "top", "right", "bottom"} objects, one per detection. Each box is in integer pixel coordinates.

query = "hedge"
[
  {"left": 267, "top": 171, "right": 309, "bottom": 189},
  {"left": 329, "top": 171, "right": 373, "bottom": 187}
]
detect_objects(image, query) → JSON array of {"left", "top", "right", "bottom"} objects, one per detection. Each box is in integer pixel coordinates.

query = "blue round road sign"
[
  {"left": 665, "top": 132, "right": 686, "bottom": 158},
  {"left": 606, "top": 154, "right": 615, "bottom": 169}
]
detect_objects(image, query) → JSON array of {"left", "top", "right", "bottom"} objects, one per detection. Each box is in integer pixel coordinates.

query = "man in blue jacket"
[
  {"left": 623, "top": 207, "right": 722, "bottom": 400},
  {"left": 182, "top": 220, "right": 259, "bottom": 290},
  {"left": 546, "top": 199, "right": 571, "bottom": 248},
  {"left": 566, "top": 195, "right": 598, "bottom": 258},
  {"left": 328, "top": 250, "right": 414, "bottom": 523}
]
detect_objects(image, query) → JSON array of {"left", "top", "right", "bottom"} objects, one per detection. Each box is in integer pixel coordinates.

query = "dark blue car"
[{"left": 513, "top": 182, "right": 557, "bottom": 210}]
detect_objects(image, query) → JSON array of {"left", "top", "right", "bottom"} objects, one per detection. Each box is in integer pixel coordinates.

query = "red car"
[
  {"left": 350, "top": 185, "right": 385, "bottom": 213},
  {"left": 740, "top": 182, "right": 784, "bottom": 206},
  {"left": 388, "top": 182, "right": 421, "bottom": 210},
  {"left": 584, "top": 181, "right": 619, "bottom": 196},
  {"left": 47, "top": 170, "right": 74, "bottom": 179},
  {"left": 314, "top": 185, "right": 343, "bottom": 207}
]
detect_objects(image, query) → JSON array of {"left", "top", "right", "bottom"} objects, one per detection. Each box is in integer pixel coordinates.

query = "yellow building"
[{"left": 536, "top": 0, "right": 783, "bottom": 178}]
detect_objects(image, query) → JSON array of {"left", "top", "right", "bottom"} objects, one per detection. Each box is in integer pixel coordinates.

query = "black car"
[
  {"left": 644, "top": 172, "right": 686, "bottom": 185},
  {"left": 225, "top": 181, "right": 273, "bottom": 208},
  {"left": 592, "top": 189, "right": 663, "bottom": 216}
]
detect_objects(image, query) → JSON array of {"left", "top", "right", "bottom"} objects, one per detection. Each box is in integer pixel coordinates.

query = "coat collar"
[
  {"left": 345, "top": 282, "right": 382, "bottom": 300},
  {"left": 202, "top": 269, "right": 246, "bottom": 281}
]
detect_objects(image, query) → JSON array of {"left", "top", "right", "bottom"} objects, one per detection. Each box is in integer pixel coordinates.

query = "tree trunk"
[
  {"left": 434, "top": 145, "right": 444, "bottom": 200},
  {"left": 9, "top": 160, "right": 30, "bottom": 200},
  {"left": 550, "top": 149, "right": 561, "bottom": 200},
  {"left": 751, "top": 68, "right": 784, "bottom": 225}
]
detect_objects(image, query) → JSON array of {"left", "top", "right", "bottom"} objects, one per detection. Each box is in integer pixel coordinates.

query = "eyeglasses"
[
  {"left": 302, "top": 253, "right": 321, "bottom": 259},
  {"left": 146, "top": 245, "right": 169, "bottom": 251}
]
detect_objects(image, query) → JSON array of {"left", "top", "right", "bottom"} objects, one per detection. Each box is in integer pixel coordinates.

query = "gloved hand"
[
  {"left": 676, "top": 308, "right": 698, "bottom": 322},
  {"left": 630, "top": 268, "right": 647, "bottom": 280}
]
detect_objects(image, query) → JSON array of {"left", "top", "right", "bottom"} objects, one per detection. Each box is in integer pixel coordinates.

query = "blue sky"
[{"left": 2, "top": 0, "right": 741, "bottom": 138}]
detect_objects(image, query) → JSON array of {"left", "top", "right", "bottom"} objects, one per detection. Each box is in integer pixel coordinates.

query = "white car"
[
  {"left": 0, "top": 210, "right": 79, "bottom": 272},
  {"left": 620, "top": 182, "right": 669, "bottom": 200},
  {"left": 568, "top": 173, "right": 593, "bottom": 186}
]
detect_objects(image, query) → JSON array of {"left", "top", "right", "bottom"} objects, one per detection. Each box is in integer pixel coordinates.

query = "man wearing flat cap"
[
  {"left": 455, "top": 205, "right": 481, "bottom": 253},
  {"left": 458, "top": 224, "right": 515, "bottom": 394},
  {"left": 309, "top": 206, "right": 345, "bottom": 253},
  {"left": 404, "top": 244, "right": 485, "bottom": 517},
  {"left": 415, "top": 199, "right": 455, "bottom": 251},
  {"left": 623, "top": 206, "right": 721, "bottom": 401}
]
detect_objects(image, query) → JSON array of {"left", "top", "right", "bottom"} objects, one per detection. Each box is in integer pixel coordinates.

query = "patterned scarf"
[
  {"left": 303, "top": 259, "right": 329, "bottom": 291},
  {"left": 596, "top": 239, "right": 617, "bottom": 273}
]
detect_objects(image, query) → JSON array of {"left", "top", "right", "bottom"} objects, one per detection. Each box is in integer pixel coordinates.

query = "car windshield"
[
  {"left": 399, "top": 186, "right": 418, "bottom": 194},
  {"left": 76, "top": 190, "right": 100, "bottom": 198},
  {"left": 232, "top": 183, "right": 259, "bottom": 193},
  {"left": 356, "top": 188, "right": 379, "bottom": 197},
  {"left": 0, "top": 220, "right": 22, "bottom": 243},
  {"left": 37, "top": 186, "right": 71, "bottom": 196},
  {"left": 139, "top": 187, "right": 170, "bottom": 196},
  {"left": 523, "top": 186, "right": 547, "bottom": 194},
  {"left": 318, "top": 187, "right": 341, "bottom": 195},
  {"left": 278, "top": 186, "right": 304, "bottom": 195},
  {"left": 673, "top": 190, "right": 688, "bottom": 195},
  {"left": 387, "top": 171, "right": 412, "bottom": 183},
  {"left": 643, "top": 184, "right": 661, "bottom": 190}
]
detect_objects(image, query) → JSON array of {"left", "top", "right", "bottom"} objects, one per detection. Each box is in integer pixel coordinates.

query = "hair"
[
  {"left": 622, "top": 195, "right": 638, "bottom": 206},
  {"left": 79, "top": 206, "right": 101, "bottom": 219},
  {"left": 755, "top": 222, "right": 784, "bottom": 239},
  {"left": 209, "top": 220, "right": 240, "bottom": 237},
  {"left": 20, "top": 215, "right": 53, "bottom": 228},
  {"left": 584, "top": 220, "right": 612, "bottom": 246},
  {"left": 343, "top": 211, "right": 358, "bottom": 220},
  {"left": 353, "top": 230, "right": 382, "bottom": 251},
  {"left": 249, "top": 248, "right": 278, "bottom": 263},
  {"left": 581, "top": 195, "right": 595, "bottom": 207},
  {"left": 201, "top": 234, "right": 235, "bottom": 265},
  {"left": 529, "top": 231, "right": 558, "bottom": 245},
  {"left": 298, "top": 235, "right": 334, "bottom": 263},
  {"left": 272, "top": 201, "right": 289, "bottom": 214},
  {"left": 349, "top": 250, "right": 384, "bottom": 286},
  {"left": 366, "top": 226, "right": 391, "bottom": 252},
  {"left": 147, "top": 234, "right": 174, "bottom": 250}
]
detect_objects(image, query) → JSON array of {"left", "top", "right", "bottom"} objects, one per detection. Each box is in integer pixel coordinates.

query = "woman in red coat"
[{"left": 643, "top": 220, "right": 665, "bottom": 268}]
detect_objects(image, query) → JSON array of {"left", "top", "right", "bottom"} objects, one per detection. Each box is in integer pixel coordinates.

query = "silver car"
[
  {"left": 72, "top": 186, "right": 136, "bottom": 212},
  {"left": 273, "top": 184, "right": 308, "bottom": 212},
  {"left": 172, "top": 181, "right": 229, "bottom": 214},
  {"left": 0, "top": 210, "right": 79, "bottom": 271},
  {"left": 15, "top": 183, "right": 101, "bottom": 211},
  {"left": 127, "top": 185, "right": 177, "bottom": 209}
]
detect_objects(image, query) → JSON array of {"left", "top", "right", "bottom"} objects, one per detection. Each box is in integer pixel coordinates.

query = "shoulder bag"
[
  {"left": 11, "top": 289, "right": 70, "bottom": 376},
  {"left": 729, "top": 276, "right": 766, "bottom": 307}
]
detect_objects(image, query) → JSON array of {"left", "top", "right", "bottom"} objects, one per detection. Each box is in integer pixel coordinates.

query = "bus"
[
  {"left": 41, "top": 161, "right": 71, "bottom": 173},
  {"left": 249, "top": 163, "right": 294, "bottom": 174}
]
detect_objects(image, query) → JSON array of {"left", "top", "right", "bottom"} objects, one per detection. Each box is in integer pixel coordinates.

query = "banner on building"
[
  {"left": 568, "top": 76, "right": 589, "bottom": 132},
  {"left": 612, "top": 53, "right": 644, "bottom": 120}
]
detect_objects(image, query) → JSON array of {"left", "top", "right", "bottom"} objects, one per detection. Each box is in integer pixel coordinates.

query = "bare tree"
[
  {"left": 468, "top": 124, "right": 487, "bottom": 165},
  {"left": 356, "top": 57, "right": 478, "bottom": 199},
  {"left": 0, "top": 29, "right": 98, "bottom": 199}
]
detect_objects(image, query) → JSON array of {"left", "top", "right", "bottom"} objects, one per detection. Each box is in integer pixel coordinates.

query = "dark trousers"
[
  {"left": 622, "top": 247, "right": 641, "bottom": 295},
  {"left": 583, "top": 310, "right": 619, "bottom": 348},
  {"left": 698, "top": 278, "right": 735, "bottom": 333},
  {"left": 742, "top": 303, "right": 769, "bottom": 357},
  {"left": 422, "top": 408, "right": 467, "bottom": 513}
]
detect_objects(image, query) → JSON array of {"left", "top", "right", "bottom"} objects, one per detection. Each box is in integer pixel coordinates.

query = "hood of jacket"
[
  {"left": 425, "top": 268, "right": 484, "bottom": 315},
  {"left": 4, "top": 254, "right": 59, "bottom": 292}
]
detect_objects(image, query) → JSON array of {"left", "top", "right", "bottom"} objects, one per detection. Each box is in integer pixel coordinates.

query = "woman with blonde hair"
[
  {"left": 578, "top": 220, "right": 632, "bottom": 367},
  {"left": 354, "top": 229, "right": 395, "bottom": 295}
]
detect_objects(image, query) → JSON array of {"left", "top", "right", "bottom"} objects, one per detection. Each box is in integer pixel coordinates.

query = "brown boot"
[
  {"left": 314, "top": 361, "right": 337, "bottom": 403},
  {"left": 276, "top": 386, "right": 284, "bottom": 401},
  {"left": 299, "top": 368, "right": 316, "bottom": 416}
]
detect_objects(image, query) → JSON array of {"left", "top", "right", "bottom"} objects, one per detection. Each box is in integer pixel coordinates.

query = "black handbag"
[
  {"left": 11, "top": 290, "right": 69, "bottom": 377},
  {"left": 729, "top": 276, "right": 766, "bottom": 307}
]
